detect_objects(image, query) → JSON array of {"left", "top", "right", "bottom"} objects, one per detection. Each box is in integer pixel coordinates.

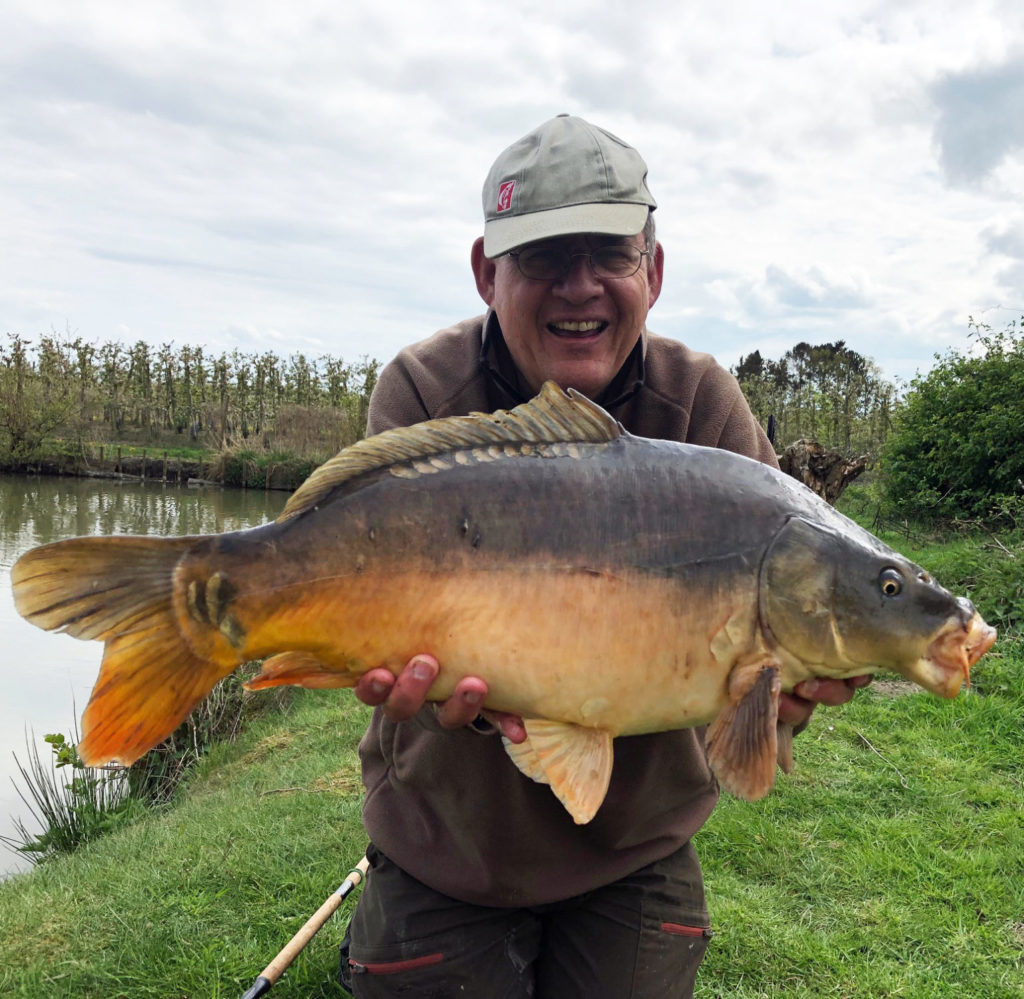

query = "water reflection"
[{"left": 0, "top": 474, "right": 288, "bottom": 878}]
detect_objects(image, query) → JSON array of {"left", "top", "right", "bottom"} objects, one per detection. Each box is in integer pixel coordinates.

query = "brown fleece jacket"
[{"left": 358, "top": 312, "right": 778, "bottom": 908}]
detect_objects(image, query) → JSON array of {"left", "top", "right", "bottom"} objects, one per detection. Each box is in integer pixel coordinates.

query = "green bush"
[{"left": 881, "top": 317, "right": 1024, "bottom": 521}]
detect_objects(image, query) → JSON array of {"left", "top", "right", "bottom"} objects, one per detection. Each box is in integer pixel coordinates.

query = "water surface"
[{"left": 0, "top": 474, "right": 287, "bottom": 878}]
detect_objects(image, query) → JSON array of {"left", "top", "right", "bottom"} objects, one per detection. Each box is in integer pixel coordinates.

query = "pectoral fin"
[
  {"left": 244, "top": 652, "right": 356, "bottom": 690},
  {"left": 503, "top": 720, "right": 614, "bottom": 825},
  {"left": 705, "top": 661, "right": 781, "bottom": 801}
]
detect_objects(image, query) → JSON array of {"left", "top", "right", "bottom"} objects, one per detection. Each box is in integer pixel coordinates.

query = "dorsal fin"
[{"left": 278, "top": 381, "right": 622, "bottom": 521}]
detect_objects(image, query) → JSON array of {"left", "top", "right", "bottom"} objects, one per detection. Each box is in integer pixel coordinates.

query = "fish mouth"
[
  {"left": 911, "top": 611, "right": 997, "bottom": 698},
  {"left": 547, "top": 320, "right": 608, "bottom": 339}
]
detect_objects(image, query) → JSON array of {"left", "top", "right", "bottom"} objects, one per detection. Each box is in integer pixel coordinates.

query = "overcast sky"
[{"left": 2, "top": 0, "right": 1022, "bottom": 386}]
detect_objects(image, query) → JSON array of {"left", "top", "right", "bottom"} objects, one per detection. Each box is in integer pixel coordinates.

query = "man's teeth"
[{"left": 550, "top": 321, "right": 604, "bottom": 333}]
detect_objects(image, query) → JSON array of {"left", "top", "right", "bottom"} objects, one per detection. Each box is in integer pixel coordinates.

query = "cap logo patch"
[{"left": 496, "top": 180, "right": 516, "bottom": 213}]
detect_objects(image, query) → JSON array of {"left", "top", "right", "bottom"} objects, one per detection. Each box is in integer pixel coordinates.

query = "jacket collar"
[{"left": 477, "top": 309, "right": 646, "bottom": 411}]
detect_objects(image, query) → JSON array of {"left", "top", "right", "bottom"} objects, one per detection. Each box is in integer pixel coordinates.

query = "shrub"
[{"left": 881, "top": 317, "right": 1024, "bottom": 521}]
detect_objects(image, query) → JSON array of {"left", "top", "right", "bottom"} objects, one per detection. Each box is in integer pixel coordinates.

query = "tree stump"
[{"left": 778, "top": 439, "right": 868, "bottom": 506}]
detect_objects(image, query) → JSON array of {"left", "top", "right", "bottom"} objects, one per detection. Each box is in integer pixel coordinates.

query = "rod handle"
[{"left": 250, "top": 856, "right": 371, "bottom": 991}]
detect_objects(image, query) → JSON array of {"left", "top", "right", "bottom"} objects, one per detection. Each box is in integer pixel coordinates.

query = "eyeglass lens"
[{"left": 514, "top": 245, "right": 643, "bottom": 280}]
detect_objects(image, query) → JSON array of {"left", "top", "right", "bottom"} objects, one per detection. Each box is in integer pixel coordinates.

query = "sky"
[{"left": 2, "top": 0, "right": 1023, "bottom": 387}]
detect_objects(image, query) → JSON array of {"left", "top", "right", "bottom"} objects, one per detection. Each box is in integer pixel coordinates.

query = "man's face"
[{"left": 471, "top": 232, "right": 664, "bottom": 400}]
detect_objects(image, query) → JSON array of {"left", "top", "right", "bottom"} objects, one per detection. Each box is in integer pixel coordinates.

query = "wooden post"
[
  {"left": 99, "top": 445, "right": 105, "bottom": 464},
  {"left": 163, "top": 452, "right": 168, "bottom": 482},
  {"left": 117, "top": 446, "right": 122, "bottom": 474}
]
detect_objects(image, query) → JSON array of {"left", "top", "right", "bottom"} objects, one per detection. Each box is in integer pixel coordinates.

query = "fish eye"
[{"left": 879, "top": 568, "right": 903, "bottom": 597}]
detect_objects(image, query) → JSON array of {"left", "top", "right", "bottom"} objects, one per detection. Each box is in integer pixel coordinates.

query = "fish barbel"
[{"left": 11, "top": 383, "right": 996, "bottom": 823}]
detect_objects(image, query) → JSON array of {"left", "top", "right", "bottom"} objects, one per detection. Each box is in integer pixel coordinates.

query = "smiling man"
[{"left": 342, "top": 115, "right": 869, "bottom": 999}]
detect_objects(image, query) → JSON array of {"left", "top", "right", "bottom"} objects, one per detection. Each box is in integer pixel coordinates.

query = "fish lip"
[{"left": 914, "top": 612, "right": 997, "bottom": 698}]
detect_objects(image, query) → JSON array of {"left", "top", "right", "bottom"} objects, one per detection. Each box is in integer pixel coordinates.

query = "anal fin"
[
  {"left": 705, "top": 661, "right": 781, "bottom": 801},
  {"left": 503, "top": 719, "right": 613, "bottom": 825},
  {"left": 244, "top": 652, "right": 356, "bottom": 690}
]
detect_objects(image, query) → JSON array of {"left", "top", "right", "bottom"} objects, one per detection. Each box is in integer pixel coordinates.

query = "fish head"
[{"left": 759, "top": 516, "right": 996, "bottom": 697}]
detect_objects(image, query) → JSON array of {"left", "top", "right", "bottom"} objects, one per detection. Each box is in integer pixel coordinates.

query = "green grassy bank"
[
  {"left": 0, "top": 692, "right": 370, "bottom": 998},
  {"left": 2, "top": 649, "right": 1021, "bottom": 998}
]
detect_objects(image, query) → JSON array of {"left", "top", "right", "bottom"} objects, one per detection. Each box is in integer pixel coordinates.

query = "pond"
[{"left": 0, "top": 474, "right": 287, "bottom": 878}]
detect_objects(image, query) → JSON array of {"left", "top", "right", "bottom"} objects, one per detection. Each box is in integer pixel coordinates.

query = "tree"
[
  {"left": 734, "top": 341, "right": 895, "bottom": 455},
  {"left": 0, "top": 334, "right": 76, "bottom": 459},
  {"left": 881, "top": 317, "right": 1024, "bottom": 520}
]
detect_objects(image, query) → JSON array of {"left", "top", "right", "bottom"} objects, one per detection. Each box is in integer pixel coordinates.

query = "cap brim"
[{"left": 483, "top": 203, "right": 649, "bottom": 258}]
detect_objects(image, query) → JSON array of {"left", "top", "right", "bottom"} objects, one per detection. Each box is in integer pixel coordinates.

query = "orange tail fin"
[{"left": 12, "top": 536, "right": 236, "bottom": 766}]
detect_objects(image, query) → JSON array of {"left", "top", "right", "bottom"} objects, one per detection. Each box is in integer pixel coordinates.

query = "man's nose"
[{"left": 552, "top": 254, "right": 603, "bottom": 300}]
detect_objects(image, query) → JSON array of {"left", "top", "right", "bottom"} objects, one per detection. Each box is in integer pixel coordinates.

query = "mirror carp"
[{"left": 12, "top": 382, "right": 996, "bottom": 824}]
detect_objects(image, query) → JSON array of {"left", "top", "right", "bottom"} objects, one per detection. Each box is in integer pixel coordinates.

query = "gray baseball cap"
[{"left": 481, "top": 114, "right": 657, "bottom": 258}]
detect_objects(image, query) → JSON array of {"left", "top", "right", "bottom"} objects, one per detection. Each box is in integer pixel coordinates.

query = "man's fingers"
[
  {"left": 382, "top": 655, "right": 439, "bottom": 721},
  {"left": 777, "top": 691, "right": 815, "bottom": 728},
  {"left": 354, "top": 668, "right": 396, "bottom": 707},
  {"left": 484, "top": 710, "right": 528, "bottom": 744},
  {"left": 356, "top": 656, "right": 528, "bottom": 741},
  {"left": 793, "top": 676, "right": 861, "bottom": 707},
  {"left": 779, "top": 675, "right": 872, "bottom": 727},
  {"left": 436, "top": 677, "right": 488, "bottom": 728}
]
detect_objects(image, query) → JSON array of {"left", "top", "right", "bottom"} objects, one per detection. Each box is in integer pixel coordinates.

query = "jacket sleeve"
[
  {"left": 686, "top": 359, "right": 780, "bottom": 470},
  {"left": 717, "top": 390, "right": 780, "bottom": 469},
  {"left": 366, "top": 354, "right": 432, "bottom": 437}
]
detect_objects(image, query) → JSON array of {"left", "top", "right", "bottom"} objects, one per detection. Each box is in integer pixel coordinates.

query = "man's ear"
[
  {"left": 471, "top": 237, "right": 497, "bottom": 306},
  {"left": 647, "top": 241, "right": 665, "bottom": 309}
]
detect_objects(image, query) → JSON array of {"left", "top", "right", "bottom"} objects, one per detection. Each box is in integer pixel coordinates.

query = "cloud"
[
  {"left": 982, "top": 218, "right": 1024, "bottom": 259},
  {"left": 930, "top": 53, "right": 1024, "bottom": 186},
  {"left": 0, "top": 0, "right": 1020, "bottom": 389},
  {"left": 737, "top": 264, "right": 874, "bottom": 316}
]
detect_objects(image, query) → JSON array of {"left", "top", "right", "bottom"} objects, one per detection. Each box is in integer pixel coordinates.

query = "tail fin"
[{"left": 13, "top": 537, "right": 236, "bottom": 766}]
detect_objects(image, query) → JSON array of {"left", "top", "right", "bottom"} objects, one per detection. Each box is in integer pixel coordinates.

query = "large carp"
[{"left": 12, "top": 383, "right": 995, "bottom": 823}]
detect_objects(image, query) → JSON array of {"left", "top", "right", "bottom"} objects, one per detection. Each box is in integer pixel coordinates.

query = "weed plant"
[
  {"left": 0, "top": 733, "right": 148, "bottom": 864},
  {"left": 3, "top": 664, "right": 290, "bottom": 864}
]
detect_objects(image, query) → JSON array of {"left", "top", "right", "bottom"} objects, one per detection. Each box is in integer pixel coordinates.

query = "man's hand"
[
  {"left": 354, "top": 655, "right": 527, "bottom": 743},
  {"left": 779, "top": 674, "right": 873, "bottom": 729}
]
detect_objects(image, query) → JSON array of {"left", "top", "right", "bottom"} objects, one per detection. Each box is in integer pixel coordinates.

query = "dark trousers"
[{"left": 340, "top": 842, "right": 711, "bottom": 999}]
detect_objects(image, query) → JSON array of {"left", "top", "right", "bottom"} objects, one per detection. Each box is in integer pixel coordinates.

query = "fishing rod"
[{"left": 241, "top": 855, "right": 370, "bottom": 999}]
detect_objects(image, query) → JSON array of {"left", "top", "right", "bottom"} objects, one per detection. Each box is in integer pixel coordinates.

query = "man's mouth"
[{"left": 547, "top": 320, "right": 608, "bottom": 338}]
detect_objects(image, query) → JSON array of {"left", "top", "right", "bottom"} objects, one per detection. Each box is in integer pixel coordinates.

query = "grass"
[
  {"left": 697, "top": 643, "right": 1024, "bottom": 998},
  {"left": 1, "top": 518, "right": 1021, "bottom": 997},
  {"left": 0, "top": 691, "right": 368, "bottom": 998}
]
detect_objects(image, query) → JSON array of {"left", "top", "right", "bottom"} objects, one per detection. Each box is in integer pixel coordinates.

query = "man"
[{"left": 342, "top": 115, "right": 869, "bottom": 998}]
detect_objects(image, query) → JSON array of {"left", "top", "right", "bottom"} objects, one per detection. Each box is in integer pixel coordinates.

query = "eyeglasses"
[{"left": 507, "top": 244, "right": 649, "bottom": 281}]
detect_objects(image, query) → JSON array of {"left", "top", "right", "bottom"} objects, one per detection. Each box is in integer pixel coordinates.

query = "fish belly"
[{"left": 219, "top": 562, "right": 757, "bottom": 735}]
